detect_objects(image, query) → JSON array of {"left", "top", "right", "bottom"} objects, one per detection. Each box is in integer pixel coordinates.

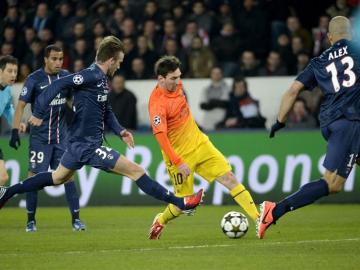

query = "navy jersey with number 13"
[{"left": 296, "top": 39, "right": 360, "bottom": 128}]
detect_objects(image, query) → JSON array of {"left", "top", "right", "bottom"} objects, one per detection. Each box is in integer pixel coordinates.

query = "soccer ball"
[{"left": 220, "top": 211, "right": 249, "bottom": 239}]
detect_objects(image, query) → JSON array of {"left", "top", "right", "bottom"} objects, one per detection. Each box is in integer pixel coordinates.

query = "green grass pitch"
[{"left": 1, "top": 205, "right": 359, "bottom": 270}]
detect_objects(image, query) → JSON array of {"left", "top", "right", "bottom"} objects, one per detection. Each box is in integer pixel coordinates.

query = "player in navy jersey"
[
  {"left": 256, "top": 16, "right": 360, "bottom": 239},
  {"left": 0, "top": 36, "right": 204, "bottom": 220},
  {"left": 9, "top": 45, "right": 85, "bottom": 232},
  {"left": 0, "top": 56, "right": 26, "bottom": 185}
]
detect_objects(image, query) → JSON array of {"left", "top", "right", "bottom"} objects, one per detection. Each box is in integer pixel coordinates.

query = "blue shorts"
[
  {"left": 61, "top": 142, "right": 120, "bottom": 172},
  {"left": 321, "top": 118, "right": 360, "bottom": 178},
  {"left": 29, "top": 140, "right": 65, "bottom": 173}
]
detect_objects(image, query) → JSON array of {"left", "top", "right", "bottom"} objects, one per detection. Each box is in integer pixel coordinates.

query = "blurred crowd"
[
  {"left": 1, "top": 0, "right": 359, "bottom": 80},
  {"left": 0, "top": 0, "right": 358, "bottom": 132}
]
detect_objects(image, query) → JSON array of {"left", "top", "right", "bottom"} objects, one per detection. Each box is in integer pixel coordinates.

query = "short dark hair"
[
  {"left": 44, "top": 44, "right": 63, "bottom": 58},
  {"left": 0, "top": 55, "right": 18, "bottom": 70},
  {"left": 96, "top": 36, "right": 124, "bottom": 63},
  {"left": 154, "top": 55, "right": 181, "bottom": 77}
]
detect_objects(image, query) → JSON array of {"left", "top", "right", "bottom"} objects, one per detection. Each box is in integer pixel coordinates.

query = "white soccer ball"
[{"left": 220, "top": 211, "right": 249, "bottom": 239}]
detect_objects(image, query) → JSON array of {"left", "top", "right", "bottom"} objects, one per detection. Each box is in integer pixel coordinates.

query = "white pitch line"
[{"left": 1, "top": 238, "right": 359, "bottom": 257}]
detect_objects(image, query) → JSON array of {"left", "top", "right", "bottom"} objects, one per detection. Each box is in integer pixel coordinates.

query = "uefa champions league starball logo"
[
  {"left": 153, "top": 116, "right": 161, "bottom": 126},
  {"left": 73, "top": 74, "right": 84, "bottom": 85}
]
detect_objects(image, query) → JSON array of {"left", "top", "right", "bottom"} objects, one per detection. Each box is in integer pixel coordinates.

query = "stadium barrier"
[{"left": 1, "top": 131, "right": 359, "bottom": 207}]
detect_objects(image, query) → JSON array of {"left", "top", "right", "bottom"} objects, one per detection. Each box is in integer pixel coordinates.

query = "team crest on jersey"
[
  {"left": 20, "top": 87, "right": 27, "bottom": 96},
  {"left": 153, "top": 116, "right": 161, "bottom": 126},
  {"left": 73, "top": 74, "right": 84, "bottom": 85}
]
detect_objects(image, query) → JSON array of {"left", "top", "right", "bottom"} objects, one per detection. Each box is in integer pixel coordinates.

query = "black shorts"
[{"left": 0, "top": 148, "right": 3, "bottom": 160}]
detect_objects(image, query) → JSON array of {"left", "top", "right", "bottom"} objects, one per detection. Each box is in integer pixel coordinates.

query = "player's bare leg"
[
  {"left": 216, "top": 171, "right": 259, "bottom": 222},
  {"left": 0, "top": 160, "right": 9, "bottom": 186},
  {"left": 110, "top": 155, "right": 204, "bottom": 211},
  {"left": 257, "top": 170, "right": 340, "bottom": 239}
]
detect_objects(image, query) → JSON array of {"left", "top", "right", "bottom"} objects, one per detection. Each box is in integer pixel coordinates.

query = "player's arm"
[
  {"left": 277, "top": 80, "right": 305, "bottom": 123},
  {"left": 3, "top": 96, "right": 15, "bottom": 128},
  {"left": 30, "top": 70, "right": 95, "bottom": 125},
  {"left": 270, "top": 62, "right": 316, "bottom": 138},
  {"left": 149, "top": 101, "right": 190, "bottom": 178},
  {"left": 104, "top": 102, "right": 134, "bottom": 147}
]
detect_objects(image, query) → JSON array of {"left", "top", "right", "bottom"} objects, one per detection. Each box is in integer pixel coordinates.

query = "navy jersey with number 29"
[{"left": 296, "top": 39, "right": 360, "bottom": 128}]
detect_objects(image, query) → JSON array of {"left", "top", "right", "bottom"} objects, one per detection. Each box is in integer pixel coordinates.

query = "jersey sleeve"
[
  {"left": 33, "top": 69, "right": 97, "bottom": 119},
  {"left": 3, "top": 93, "right": 14, "bottom": 126},
  {"left": 295, "top": 62, "right": 318, "bottom": 90},
  {"left": 19, "top": 76, "right": 36, "bottom": 103},
  {"left": 104, "top": 101, "right": 125, "bottom": 135},
  {"left": 149, "top": 100, "right": 167, "bottom": 134}
]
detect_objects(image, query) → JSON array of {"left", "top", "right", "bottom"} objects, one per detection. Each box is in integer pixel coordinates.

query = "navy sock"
[
  {"left": 64, "top": 181, "right": 80, "bottom": 222},
  {"left": 273, "top": 179, "right": 329, "bottom": 221},
  {"left": 135, "top": 174, "right": 184, "bottom": 209},
  {"left": 5, "top": 172, "right": 54, "bottom": 201},
  {"left": 26, "top": 191, "right": 38, "bottom": 223}
]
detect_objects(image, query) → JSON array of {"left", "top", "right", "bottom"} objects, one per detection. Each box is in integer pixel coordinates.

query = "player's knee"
[
  {"left": 217, "top": 171, "right": 238, "bottom": 190},
  {"left": 323, "top": 173, "right": 344, "bottom": 194},
  {"left": 0, "top": 172, "right": 9, "bottom": 185}
]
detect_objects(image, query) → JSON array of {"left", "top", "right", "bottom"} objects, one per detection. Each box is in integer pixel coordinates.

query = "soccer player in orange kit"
[{"left": 148, "top": 56, "right": 259, "bottom": 239}]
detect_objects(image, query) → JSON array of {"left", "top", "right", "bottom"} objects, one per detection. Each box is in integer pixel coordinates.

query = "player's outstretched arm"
[{"left": 270, "top": 80, "right": 304, "bottom": 138}]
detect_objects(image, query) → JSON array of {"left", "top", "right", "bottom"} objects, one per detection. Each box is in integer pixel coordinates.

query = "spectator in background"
[
  {"left": 23, "top": 38, "right": 43, "bottom": 71},
  {"left": 235, "top": 50, "right": 259, "bottom": 77},
  {"left": 217, "top": 76, "right": 265, "bottom": 129},
  {"left": 54, "top": 1, "right": 73, "bottom": 40},
  {"left": 286, "top": 16, "right": 313, "bottom": 52},
  {"left": 189, "top": 1, "right": 213, "bottom": 35},
  {"left": 0, "top": 5, "right": 23, "bottom": 33},
  {"left": 1, "top": 42, "right": 14, "bottom": 56},
  {"left": 72, "top": 58, "right": 85, "bottom": 73},
  {"left": 187, "top": 36, "right": 216, "bottom": 78},
  {"left": 171, "top": 5, "right": 186, "bottom": 35},
  {"left": 312, "top": 15, "right": 330, "bottom": 56},
  {"left": 275, "top": 34, "right": 293, "bottom": 72},
  {"left": 67, "top": 21, "right": 88, "bottom": 44},
  {"left": 121, "top": 37, "right": 137, "bottom": 76},
  {"left": 140, "top": 0, "right": 163, "bottom": 27},
  {"left": 161, "top": 19, "right": 179, "bottom": 53},
  {"left": 295, "top": 51, "right": 310, "bottom": 75},
  {"left": 120, "top": 17, "right": 137, "bottom": 39},
  {"left": 258, "top": 51, "right": 287, "bottom": 76},
  {"left": 107, "top": 6, "right": 126, "bottom": 36},
  {"left": 181, "top": 20, "right": 209, "bottom": 51},
  {"left": 70, "top": 38, "right": 92, "bottom": 66},
  {"left": 326, "top": 0, "right": 350, "bottom": 18},
  {"left": 92, "top": 20, "right": 107, "bottom": 39},
  {"left": 236, "top": 0, "right": 269, "bottom": 58},
  {"left": 68, "top": 2, "right": 92, "bottom": 30},
  {"left": 24, "top": 27, "right": 36, "bottom": 49},
  {"left": 90, "top": 0, "right": 110, "bottom": 23},
  {"left": 109, "top": 74, "right": 137, "bottom": 130},
  {"left": 142, "top": 19, "right": 161, "bottom": 51},
  {"left": 128, "top": 57, "right": 151, "bottom": 80},
  {"left": 163, "top": 38, "right": 188, "bottom": 75},
  {"left": 200, "top": 67, "right": 230, "bottom": 130},
  {"left": 211, "top": 22, "right": 240, "bottom": 77},
  {"left": 214, "top": 1, "right": 233, "bottom": 32},
  {"left": 38, "top": 27, "right": 54, "bottom": 45},
  {"left": 286, "top": 98, "right": 317, "bottom": 129},
  {"left": 18, "top": 63, "right": 31, "bottom": 82},
  {"left": 94, "top": 36, "right": 103, "bottom": 51},
  {"left": 136, "top": 35, "right": 158, "bottom": 75},
  {"left": 30, "top": 2, "right": 53, "bottom": 35}
]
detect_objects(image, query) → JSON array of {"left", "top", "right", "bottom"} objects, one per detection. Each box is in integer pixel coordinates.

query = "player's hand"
[
  {"left": 19, "top": 122, "right": 27, "bottom": 133},
  {"left": 28, "top": 115, "right": 43, "bottom": 126},
  {"left": 269, "top": 120, "right": 285, "bottom": 138},
  {"left": 9, "top": 129, "right": 20, "bottom": 150},
  {"left": 120, "top": 129, "right": 134, "bottom": 148},
  {"left": 177, "top": 163, "right": 191, "bottom": 179}
]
